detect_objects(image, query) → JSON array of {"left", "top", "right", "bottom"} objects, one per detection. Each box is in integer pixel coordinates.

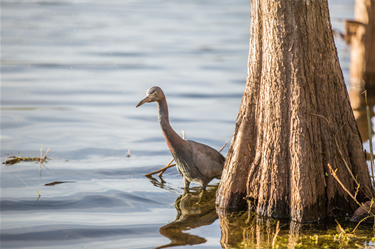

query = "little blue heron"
[{"left": 136, "top": 86, "right": 225, "bottom": 194}]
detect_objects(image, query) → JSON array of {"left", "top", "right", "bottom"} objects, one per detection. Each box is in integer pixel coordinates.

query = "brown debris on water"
[
  {"left": 44, "top": 181, "right": 75, "bottom": 186},
  {"left": 3, "top": 148, "right": 51, "bottom": 165}
]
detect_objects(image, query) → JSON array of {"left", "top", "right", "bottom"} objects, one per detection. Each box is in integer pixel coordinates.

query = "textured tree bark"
[{"left": 216, "top": 0, "right": 373, "bottom": 222}]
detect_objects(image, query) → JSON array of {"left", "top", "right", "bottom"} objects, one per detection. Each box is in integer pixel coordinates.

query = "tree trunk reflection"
[
  {"left": 219, "top": 210, "right": 282, "bottom": 248},
  {"left": 352, "top": 95, "right": 375, "bottom": 144},
  {"left": 219, "top": 211, "right": 304, "bottom": 248}
]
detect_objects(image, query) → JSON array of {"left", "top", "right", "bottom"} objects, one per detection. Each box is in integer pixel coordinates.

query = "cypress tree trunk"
[{"left": 216, "top": 0, "right": 373, "bottom": 222}]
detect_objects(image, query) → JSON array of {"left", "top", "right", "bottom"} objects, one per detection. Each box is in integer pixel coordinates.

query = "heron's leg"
[
  {"left": 183, "top": 177, "right": 190, "bottom": 195},
  {"left": 201, "top": 180, "right": 208, "bottom": 191},
  {"left": 175, "top": 178, "right": 190, "bottom": 206},
  {"left": 196, "top": 180, "right": 208, "bottom": 204}
]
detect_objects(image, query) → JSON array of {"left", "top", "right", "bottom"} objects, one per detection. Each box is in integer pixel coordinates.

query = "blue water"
[{"left": 1, "top": 1, "right": 369, "bottom": 248}]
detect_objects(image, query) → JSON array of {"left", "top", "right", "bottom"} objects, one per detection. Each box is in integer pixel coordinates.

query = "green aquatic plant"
[
  {"left": 3, "top": 148, "right": 50, "bottom": 165},
  {"left": 219, "top": 211, "right": 374, "bottom": 249}
]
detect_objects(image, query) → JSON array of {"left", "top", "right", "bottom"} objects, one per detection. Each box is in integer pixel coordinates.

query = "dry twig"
[
  {"left": 327, "top": 164, "right": 362, "bottom": 206},
  {"left": 144, "top": 158, "right": 176, "bottom": 177},
  {"left": 144, "top": 130, "right": 227, "bottom": 177},
  {"left": 15, "top": 174, "right": 29, "bottom": 188},
  {"left": 39, "top": 147, "right": 50, "bottom": 171},
  {"left": 145, "top": 130, "right": 186, "bottom": 177},
  {"left": 311, "top": 113, "right": 359, "bottom": 186},
  {"left": 218, "top": 141, "right": 228, "bottom": 153},
  {"left": 327, "top": 163, "right": 375, "bottom": 228}
]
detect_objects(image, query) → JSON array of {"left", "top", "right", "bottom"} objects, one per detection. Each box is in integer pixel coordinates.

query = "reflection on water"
[
  {"left": 351, "top": 91, "right": 375, "bottom": 177},
  {"left": 1, "top": 0, "right": 373, "bottom": 248},
  {"left": 218, "top": 211, "right": 374, "bottom": 248},
  {"left": 352, "top": 93, "right": 375, "bottom": 143},
  {"left": 158, "top": 188, "right": 218, "bottom": 248},
  {"left": 147, "top": 176, "right": 219, "bottom": 248}
]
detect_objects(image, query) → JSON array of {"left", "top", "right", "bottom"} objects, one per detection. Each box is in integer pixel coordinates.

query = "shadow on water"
[{"left": 146, "top": 176, "right": 218, "bottom": 248}]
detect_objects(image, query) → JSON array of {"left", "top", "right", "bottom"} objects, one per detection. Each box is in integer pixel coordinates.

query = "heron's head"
[{"left": 136, "top": 86, "right": 165, "bottom": 107}]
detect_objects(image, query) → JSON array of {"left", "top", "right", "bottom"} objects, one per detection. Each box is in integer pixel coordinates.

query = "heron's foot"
[
  {"left": 175, "top": 190, "right": 190, "bottom": 208},
  {"left": 196, "top": 189, "right": 207, "bottom": 205}
]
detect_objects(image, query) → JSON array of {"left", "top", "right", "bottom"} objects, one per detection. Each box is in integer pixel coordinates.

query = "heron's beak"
[{"left": 136, "top": 95, "right": 152, "bottom": 108}]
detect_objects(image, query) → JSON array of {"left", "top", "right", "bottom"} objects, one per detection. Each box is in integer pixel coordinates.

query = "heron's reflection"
[{"left": 146, "top": 176, "right": 218, "bottom": 248}]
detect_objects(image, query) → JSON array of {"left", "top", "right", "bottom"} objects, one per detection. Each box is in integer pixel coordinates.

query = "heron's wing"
[{"left": 187, "top": 140, "right": 225, "bottom": 179}]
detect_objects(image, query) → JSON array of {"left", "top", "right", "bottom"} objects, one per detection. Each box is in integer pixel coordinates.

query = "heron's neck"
[{"left": 157, "top": 98, "right": 186, "bottom": 153}]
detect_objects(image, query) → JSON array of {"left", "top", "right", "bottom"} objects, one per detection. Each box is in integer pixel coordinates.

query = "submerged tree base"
[{"left": 218, "top": 210, "right": 375, "bottom": 249}]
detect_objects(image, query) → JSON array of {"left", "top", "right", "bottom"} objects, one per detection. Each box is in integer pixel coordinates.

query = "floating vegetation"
[
  {"left": 3, "top": 148, "right": 50, "bottom": 166},
  {"left": 3, "top": 156, "right": 46, "bottom": 165}
]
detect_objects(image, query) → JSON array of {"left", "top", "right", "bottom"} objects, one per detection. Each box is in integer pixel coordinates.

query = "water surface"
[{"left": 1, "top": 0, "right": 374, "bottom": 248}]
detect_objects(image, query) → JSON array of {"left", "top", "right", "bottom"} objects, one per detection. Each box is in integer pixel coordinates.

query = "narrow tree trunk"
[
  {"left": 348, "top": 0, "right": 375, "bottom": 109},
  {"left": 216, "top": 0, "right": 373, "bottom": 222}
]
